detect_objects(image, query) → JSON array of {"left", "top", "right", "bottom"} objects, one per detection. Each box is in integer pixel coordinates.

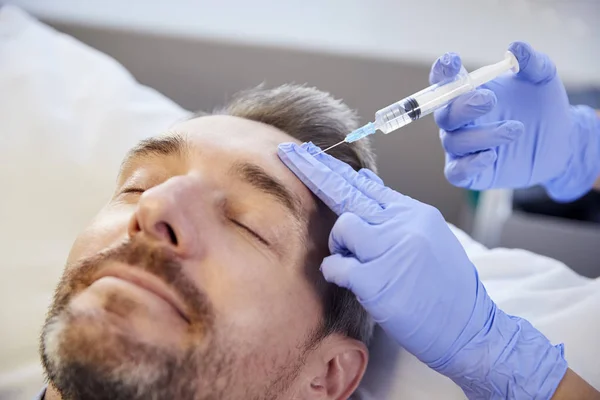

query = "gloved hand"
[
  {"left": 430, "top": 41, "right": 600, "bottom": 202},
  {"left": 278, "top": 142, "right": 567, "bottom": 399}
]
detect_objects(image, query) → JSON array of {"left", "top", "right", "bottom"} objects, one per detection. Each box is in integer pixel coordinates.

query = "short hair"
[{"left": 211, "top": 84, "right": 376, "bottom": 346}]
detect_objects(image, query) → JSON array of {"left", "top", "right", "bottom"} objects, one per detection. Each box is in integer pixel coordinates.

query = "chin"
[
  {"left": 40, "top": 308, "right": 197, "bottom": 400},
  {"left": 39, "top": 306, "right": 246, "bottom": 400},
  {"left": 41, "top": 307, "right": 154, "bottom": 373}
]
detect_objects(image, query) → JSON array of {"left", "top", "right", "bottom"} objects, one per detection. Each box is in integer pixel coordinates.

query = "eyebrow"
[
  {"left": 120, "top": 135, "right": 304, "bottom": 224},
  {"left": 230, "top": 161, "right": 304, "bottom": 224},
  {"left": 121, "top": 133, "right": 188, "bottom": 170}
]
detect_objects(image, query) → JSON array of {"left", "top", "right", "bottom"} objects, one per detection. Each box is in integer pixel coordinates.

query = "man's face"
[{"left": 41, "top": 116, "right": 360, "bottom": 400}]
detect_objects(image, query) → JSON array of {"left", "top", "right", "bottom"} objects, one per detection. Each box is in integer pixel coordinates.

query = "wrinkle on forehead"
[
  {"left": 172, "top": 115, "right": 316, "bottom": 208},
  {"left": 161, "top": 115, "right": 330, "bottom": 256}
]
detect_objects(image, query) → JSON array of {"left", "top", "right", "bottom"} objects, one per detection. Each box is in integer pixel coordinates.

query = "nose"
[{"left": 128, "top": 176, "right": 202, "bottom": 257}]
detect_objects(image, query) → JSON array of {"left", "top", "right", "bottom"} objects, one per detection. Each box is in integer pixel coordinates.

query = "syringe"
[{"left": 318, "top": 51, "right": 519, "bottom": 154}]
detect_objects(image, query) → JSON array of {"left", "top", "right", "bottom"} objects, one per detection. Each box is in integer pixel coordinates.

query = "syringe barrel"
[
  {"left": 375, "top": 68, "right": 473, "bottom": 134},
  {"left": 375, "top": 51, "right": 518, "bottom": 135}
]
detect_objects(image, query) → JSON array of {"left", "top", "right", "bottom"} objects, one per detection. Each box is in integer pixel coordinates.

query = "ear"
[{"left": 304, "top": 335, "right": 368, "bottom": 400}]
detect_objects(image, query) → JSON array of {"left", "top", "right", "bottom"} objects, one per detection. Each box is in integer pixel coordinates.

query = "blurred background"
[{"left": 10, "top": 0, "right": 600, "bottom": 275}]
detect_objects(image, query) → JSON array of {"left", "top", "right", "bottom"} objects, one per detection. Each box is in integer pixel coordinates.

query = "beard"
[{"left": 39, "top": 238, "right": 304, "bottom": 400}]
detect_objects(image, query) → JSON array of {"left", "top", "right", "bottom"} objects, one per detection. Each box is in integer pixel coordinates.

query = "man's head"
[{"left": 40, "top": 84, "right": 376, "bottom": 400}]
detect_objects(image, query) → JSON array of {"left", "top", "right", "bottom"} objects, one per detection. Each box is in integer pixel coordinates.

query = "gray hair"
[{"left": 211, "top": 84, "right": 376, "bottom": 346}]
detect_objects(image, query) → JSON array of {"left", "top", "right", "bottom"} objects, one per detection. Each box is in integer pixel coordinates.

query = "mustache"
[{"left": 49, "top": 237, "right": 214, "bottom": 326}]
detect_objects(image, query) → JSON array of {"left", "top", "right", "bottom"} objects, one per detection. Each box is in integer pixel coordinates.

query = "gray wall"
[{"left": 52, "top": 22, "right": 466, "bottom": 224}]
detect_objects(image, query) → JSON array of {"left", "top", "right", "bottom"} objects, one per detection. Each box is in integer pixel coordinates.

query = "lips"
[{"left": 92, "top": 266, "right": 191, "bottom": 324}]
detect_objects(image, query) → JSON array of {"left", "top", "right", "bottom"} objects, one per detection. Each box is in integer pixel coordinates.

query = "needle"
[{"left": 314, "top": 140, "right": 345, "bottom": 156}]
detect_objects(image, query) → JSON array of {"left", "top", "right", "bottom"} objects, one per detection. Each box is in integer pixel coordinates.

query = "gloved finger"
[
  {"left": 277, "top": 142, "right": 385, "bottom": 222},
  {"left": 356, "top": 168, "right": 404, "bottom": 208},
  {"left": 441, "top": 120, "right": 525, "bottom": 156},
  {"left": 434, "top": 89, "right": 497, "bottom": 132},
  {"left": 302, "top": 142, "right": 397, "bottom": 207},
  {"left": 358, "top": 168, "right": 384, "bottom": 185},
  {"left": 303, "top": 141, "right": 378, "bottom": 194},
  {"left": 329, "top": 212, "right": 388, "bottom": 262},
  {"left": 429, "top": 52, "right": 462, "bottom": 85},
  {"left": 320, "top": 252, "right": 362, "bottom": 291},
  {"left": 445, "top": 150, "right": 497, "bottom": 187},
  {"left": 509, "top": 41, "right": 557, "bottom": 84}
]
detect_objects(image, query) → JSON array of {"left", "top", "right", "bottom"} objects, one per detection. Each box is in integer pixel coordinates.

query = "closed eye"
[
  {"left": 121, "top": 187, "right": 145, "bottom": 194},
  {"left": 231, "top": 220, "right": 269, "bottom": 246}
]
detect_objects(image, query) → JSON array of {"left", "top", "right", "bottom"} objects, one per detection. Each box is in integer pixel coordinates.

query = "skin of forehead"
[{"left": 170, "top": 115, "right": 316, "bottom": 212}]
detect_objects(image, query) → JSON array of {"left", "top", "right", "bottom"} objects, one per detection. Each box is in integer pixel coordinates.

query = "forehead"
[
  {"left": 168, "top": 114, "right": 315, "bottom": 209},
  {"left": 173, "top": 114, "right": 296, "bottom": 155}
]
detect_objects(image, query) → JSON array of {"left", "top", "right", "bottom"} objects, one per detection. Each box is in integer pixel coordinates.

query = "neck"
[{"left": 44, "top": 384, "right": 62, "bottom": 400}]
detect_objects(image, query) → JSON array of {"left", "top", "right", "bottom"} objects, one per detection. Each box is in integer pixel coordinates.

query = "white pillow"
[{"left": 0, "top": 6, "right": 190, "bottom": 398}]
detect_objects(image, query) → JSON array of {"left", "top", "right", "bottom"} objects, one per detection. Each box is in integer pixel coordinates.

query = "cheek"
[
  {"left": 199, "top": 239, "right": 323, "bottom": 344},
  {"left": 67, "top": 207, "right": 131, "bottom": 266}
]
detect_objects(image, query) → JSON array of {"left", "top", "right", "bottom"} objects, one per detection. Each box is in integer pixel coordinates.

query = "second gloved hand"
[
  {"left": 430, "top": 41, "right": 600, "bottom": 202},
  {"left": 278, "top": 141, "right": 567, "bottom": 399}
]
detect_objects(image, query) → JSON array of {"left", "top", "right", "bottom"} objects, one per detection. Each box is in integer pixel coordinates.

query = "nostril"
[
  {"left": 153, "top": 222, "right": 179, "bottom": 247},
  {"left": 166, "top": 224, "right": 178, "bottom": 246},
  {"left": 128, "top": 215, "right": 142, "bottom": 238}
]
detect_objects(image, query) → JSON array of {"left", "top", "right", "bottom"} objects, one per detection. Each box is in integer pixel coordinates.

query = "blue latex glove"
[
  {"left": 430, "top": 41, "right": 600, "bottom": 202},
  {"left": 278, "top": 141, "right": 567, "bottom": 399}
]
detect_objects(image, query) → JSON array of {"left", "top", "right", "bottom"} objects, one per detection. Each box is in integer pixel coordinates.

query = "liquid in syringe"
[{"left": 319, "top": 51, "right": 520, "bottom": 154}]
